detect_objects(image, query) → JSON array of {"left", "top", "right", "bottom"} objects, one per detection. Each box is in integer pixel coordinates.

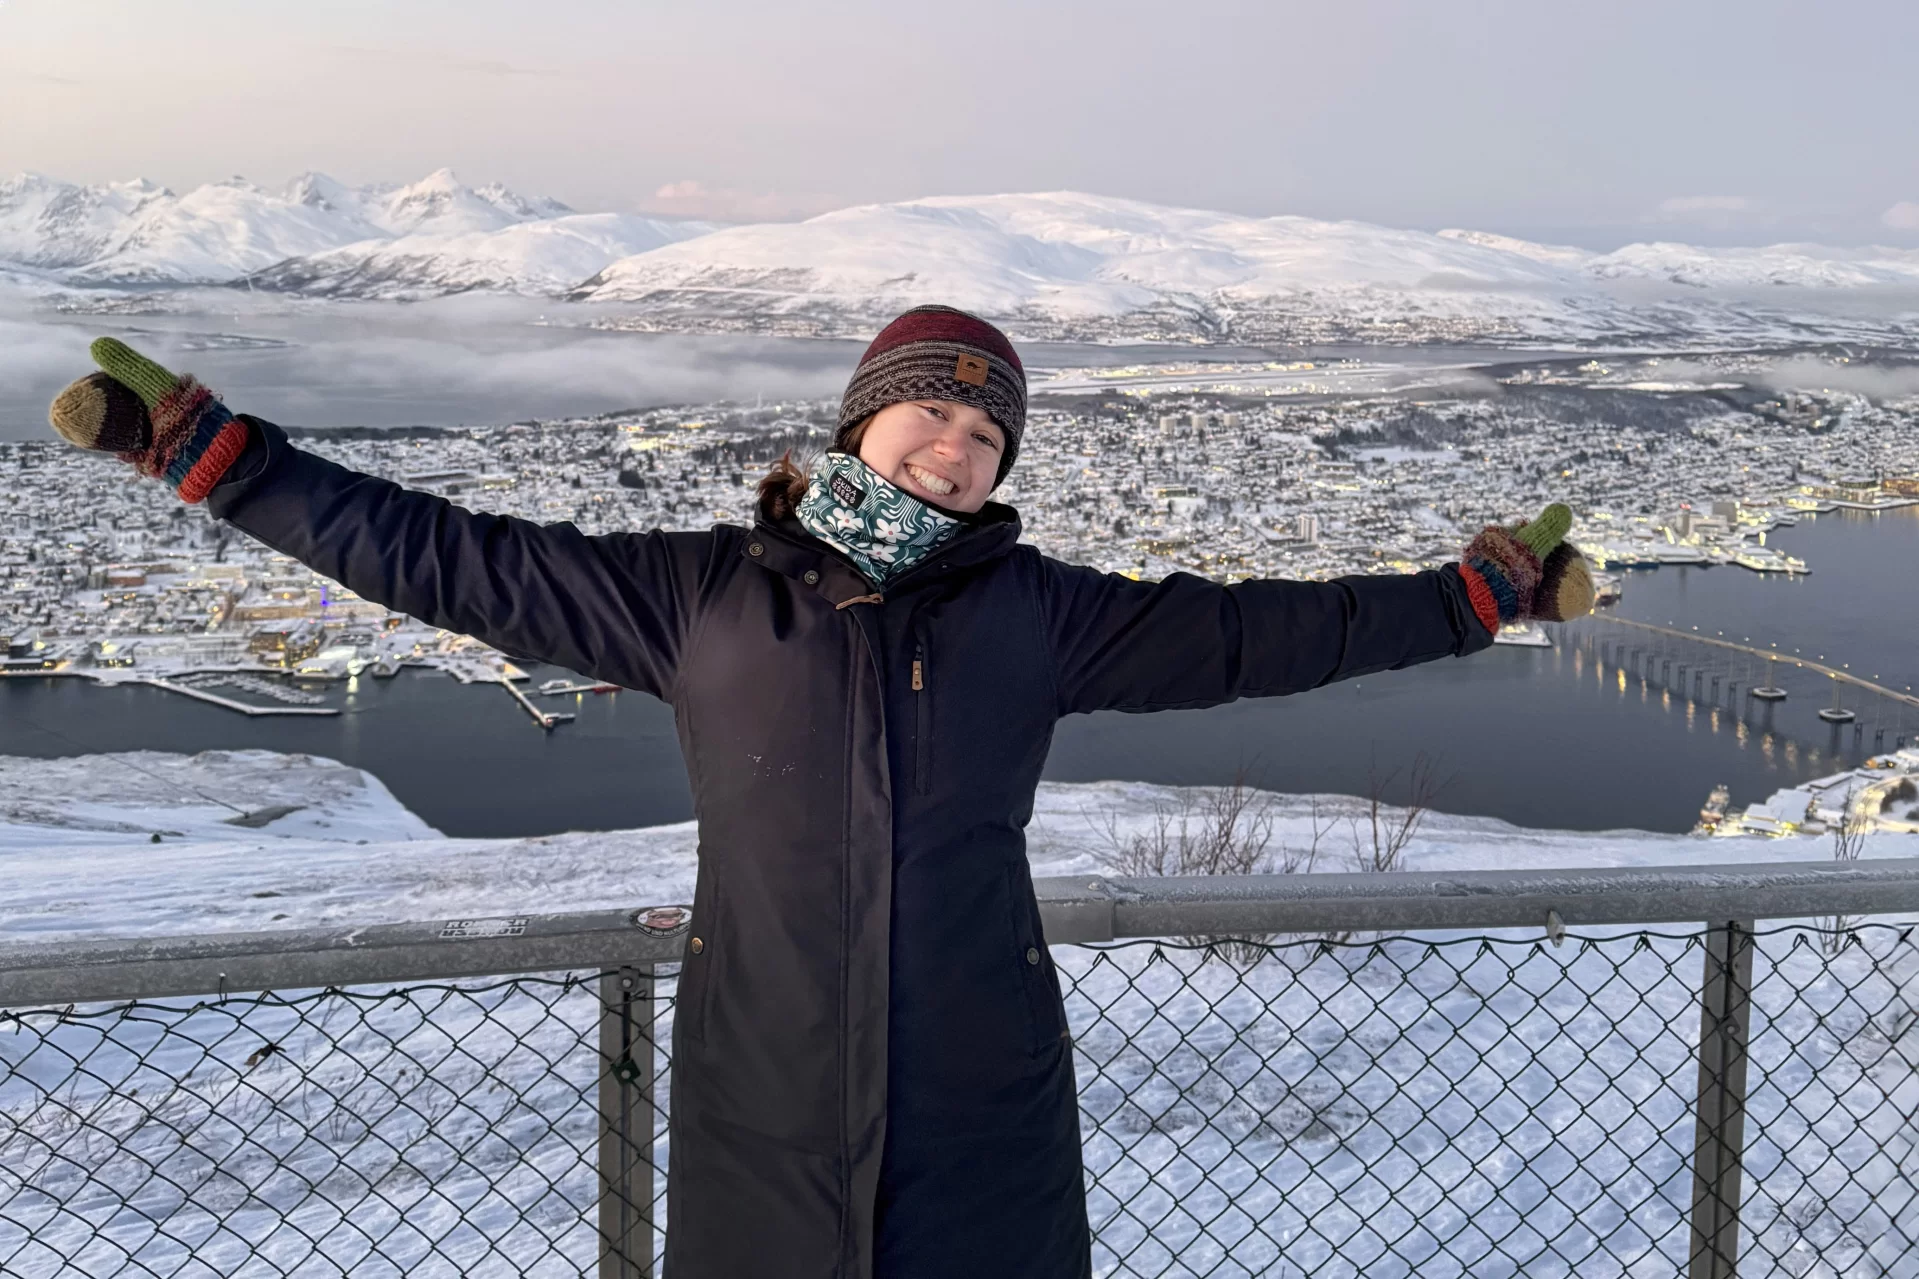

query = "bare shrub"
[
  {"left": 1822, "top": 785, "right": 1867, "bottom": 956},
  {"left": 1348, "top": 750, "right": 1450, "bottom": 876},
  {"left": 1097, "top": 770, "right": 1327, "bottom": 964}
]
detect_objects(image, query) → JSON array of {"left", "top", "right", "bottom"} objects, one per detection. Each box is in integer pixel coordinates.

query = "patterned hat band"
[{"left": 835, "top": 306, "right": 1028, "bottom": 486}]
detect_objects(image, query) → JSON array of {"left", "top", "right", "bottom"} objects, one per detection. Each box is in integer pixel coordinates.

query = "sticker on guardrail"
[
  {"left": 632, "top": 906, "right": 691, "bottom": 936},
  {"left": 438, "top": 917, "right": 529, "bottom": 939}
]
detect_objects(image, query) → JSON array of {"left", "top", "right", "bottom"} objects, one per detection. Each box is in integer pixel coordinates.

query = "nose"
[{"left": 931, "top": 423, "right": 968, "bottom": 462}]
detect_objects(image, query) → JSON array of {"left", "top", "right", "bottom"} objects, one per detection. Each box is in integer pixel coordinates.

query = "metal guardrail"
[
  {"left": 9, "top": 859, "right": 1919, "bottom": 1006},
  {"left": 4, "top": 861, "right": 1919, "bottom": 1277}
]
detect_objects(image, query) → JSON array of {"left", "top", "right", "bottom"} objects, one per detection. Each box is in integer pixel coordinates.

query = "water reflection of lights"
[
  {"left": 1616, "top": 669, "right": 1627, "bottom": 693},
  {"left": 1737, "top": 720, "right": 1749, "bottom": 746}
]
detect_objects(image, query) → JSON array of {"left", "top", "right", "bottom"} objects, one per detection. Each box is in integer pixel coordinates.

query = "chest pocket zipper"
[{"left": 913, "top": 640, "right": 931, "bottom": 795}]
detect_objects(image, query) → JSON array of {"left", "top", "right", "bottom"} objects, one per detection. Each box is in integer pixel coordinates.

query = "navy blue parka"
[{"left": 206, "top": 417, "right": 1494, "bottom": 1279}]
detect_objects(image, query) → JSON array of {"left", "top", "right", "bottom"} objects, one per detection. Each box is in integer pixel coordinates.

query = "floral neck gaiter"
[{"left": 795, "top": 451, "right": 964, "bottom": 588}]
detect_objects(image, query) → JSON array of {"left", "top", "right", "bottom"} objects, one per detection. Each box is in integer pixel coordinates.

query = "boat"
[
  {"left": 1732, "top": 544, "right": 1809, "bottom": 574},
  {"left": 539, "top": 677, "right": 574, "bottom": 695},
  {"left": 1693, "top": 784, "right": 1731, "bottom": 835}
]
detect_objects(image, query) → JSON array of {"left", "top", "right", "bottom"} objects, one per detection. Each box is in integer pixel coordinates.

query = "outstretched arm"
[
  {"left": 1035, "top": 558, "right": 1494, "bottom": 716},
  {"left": 49, "top": 340, "right": 715, "bottom": 699},
  {"left": 1035, "top": 505, "right": 1592, "bottom": 716}
]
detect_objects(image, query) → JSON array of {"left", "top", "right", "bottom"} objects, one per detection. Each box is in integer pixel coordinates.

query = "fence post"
[
  {"left": 600, "top": 964, "right": 656, "bottom": 1278},
  {"left": 1689, "top": 920, "right": 1755, "bottom": 1279}
]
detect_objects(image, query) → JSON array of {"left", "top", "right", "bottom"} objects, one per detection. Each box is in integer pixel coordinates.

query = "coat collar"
[{"left": 744, "top": 502, "right": 1023, "bottom": 604}]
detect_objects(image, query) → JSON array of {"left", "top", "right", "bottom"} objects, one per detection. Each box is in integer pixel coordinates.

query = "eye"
[
  {"left": 921, "top": 403, "right": 946, "bottom": 420},
  {"left": 973, "top": 432, "right": 1000, "bottom": 449}
]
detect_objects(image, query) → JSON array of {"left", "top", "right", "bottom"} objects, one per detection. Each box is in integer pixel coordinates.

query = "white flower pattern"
[{"left": 795, "top": 453, "right": 962, "bottom": 588}]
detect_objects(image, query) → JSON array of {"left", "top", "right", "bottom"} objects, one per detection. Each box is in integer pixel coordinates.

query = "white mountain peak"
[{"left": 7, "top": 177, "right": 1919, "bottom": 345}]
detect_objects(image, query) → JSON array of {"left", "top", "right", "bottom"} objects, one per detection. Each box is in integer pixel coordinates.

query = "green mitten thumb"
[
  {"left": 91, "top": 337, "right": 184, "bottom": 409},
  {"left": 1514, "top": 502, "right": 1572, "bottom": 560}
]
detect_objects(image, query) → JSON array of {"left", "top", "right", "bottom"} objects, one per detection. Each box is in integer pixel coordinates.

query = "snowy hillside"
[
  {"left": 246, "top": 211, "right": 724, "bottom": 300},
  {"left": 1585, "top": 239, "right": 1919, "bottom": 289},
  {"left": 567, "top": 192, "right": 1597, "bottom": 341},
  {"left": 7, "top": 174, "right": 1919, "bottom": 343},
  {"left": 0, "top": 169, "right": 714, "bottom": 294},
  {"left": 0, "top": 174, "right": 168, "bottom": 270},
  {"left": 4, "top": 751, "right": 1915, "bottom": 942},
  {"left": 568, "top": 192, "right": 1919, "bottom": 343}
]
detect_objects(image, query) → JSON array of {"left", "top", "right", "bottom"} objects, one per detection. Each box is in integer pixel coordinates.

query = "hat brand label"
[
  {"left": 830, "top": 472, "right": 865, "bottom": 507},
  {"left": 954, "top": 354, "right": 989, "bottom": 386}
]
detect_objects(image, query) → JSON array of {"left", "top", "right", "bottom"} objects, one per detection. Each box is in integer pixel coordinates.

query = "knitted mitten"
[
  {"left": 48, "top": 338, "right": 251, "bottom": 504},
  {"left": 1459, "top": 502, "right": 1595, "bottom": 633}
]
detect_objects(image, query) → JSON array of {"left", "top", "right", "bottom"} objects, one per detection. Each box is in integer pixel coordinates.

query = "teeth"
[{"left": 907, "top": 464, "right": 955, "bottom": 496}]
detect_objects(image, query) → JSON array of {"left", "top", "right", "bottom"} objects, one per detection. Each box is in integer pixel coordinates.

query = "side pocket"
[{"left": 1007, "top": 862, "right": 1066, "bottom": 1056}]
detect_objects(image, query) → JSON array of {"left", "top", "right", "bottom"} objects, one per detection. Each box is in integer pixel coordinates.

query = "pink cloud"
[
  {"left": 1882, "top": 202, "right": 1919, "bottom": 233},
  {"left": 644, "top": 180, "right": 843, "bottom": 223}
]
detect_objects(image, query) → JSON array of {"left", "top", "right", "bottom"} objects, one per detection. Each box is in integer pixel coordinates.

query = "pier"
[
  {"left": 140, "top": 677, "right": 340, "bottom": 717},
  {"left": 500, "top": 676, "right": 572, "bottom": 731}
]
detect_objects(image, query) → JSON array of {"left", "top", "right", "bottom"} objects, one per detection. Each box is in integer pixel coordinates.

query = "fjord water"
[{"left": 4, "top": 509, "right": 1914, "bottom": 838}]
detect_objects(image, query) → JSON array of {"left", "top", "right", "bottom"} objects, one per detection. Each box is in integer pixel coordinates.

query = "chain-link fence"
[{"left": 6, "top": 884, "right": 1919, "bottom": 1276}]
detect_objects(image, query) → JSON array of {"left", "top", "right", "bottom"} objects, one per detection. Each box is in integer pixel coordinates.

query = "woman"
[{"left": 50, "top": 305, "right": 1592, "bottom": 1278}]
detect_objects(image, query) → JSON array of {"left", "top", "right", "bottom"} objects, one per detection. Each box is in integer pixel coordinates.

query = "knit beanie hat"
[{"left": 835, "top": 304, "right": 1027, "bottom": 486}]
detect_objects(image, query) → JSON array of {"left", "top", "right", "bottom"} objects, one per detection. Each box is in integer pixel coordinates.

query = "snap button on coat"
[
  {"left": 207, "top": 414, "right": 1496, "bottom": 1279},
  {"left": 803, "top": 569, "right": 820, "bottom": 584}
]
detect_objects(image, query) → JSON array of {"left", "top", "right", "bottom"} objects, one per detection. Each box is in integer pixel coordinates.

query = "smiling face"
[{"left": 855, "top": 399, "right": 1006, "bottom": 514}]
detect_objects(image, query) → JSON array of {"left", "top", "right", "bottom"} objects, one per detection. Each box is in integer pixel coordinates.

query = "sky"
[{"left": 3, "top": 0, "right": 1918, "bottom": 248}]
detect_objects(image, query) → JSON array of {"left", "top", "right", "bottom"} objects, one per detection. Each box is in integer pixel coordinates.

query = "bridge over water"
[
  {"left": 1566, "top": 613, "right": 1919, "bottom": 753},
  {"left": 1590, "top": 615, "right": 1919, "bottom": 712}
]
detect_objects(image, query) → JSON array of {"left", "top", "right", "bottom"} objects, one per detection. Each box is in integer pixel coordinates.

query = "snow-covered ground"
[
  {"left": 5, "top": 753, "right": 1919, "bottom": 1278},
  {"left": 3, "top": 751, "right": 1914, "bottom": 943}
]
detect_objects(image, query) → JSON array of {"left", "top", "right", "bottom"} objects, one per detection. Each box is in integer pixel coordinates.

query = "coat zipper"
[{"left": 913, "top": 641, "right": 930, "bottom": 794}]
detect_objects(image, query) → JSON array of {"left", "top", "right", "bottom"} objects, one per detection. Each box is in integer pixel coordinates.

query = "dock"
[
  {"left": 140, "top": 677, "right": 340, "bottom": 717},
  {"left": 537, "top": 681, "right": 620, "bottom": 696},
  {"left": 500, "top": 677, "right": 571, "bottom": 730}
]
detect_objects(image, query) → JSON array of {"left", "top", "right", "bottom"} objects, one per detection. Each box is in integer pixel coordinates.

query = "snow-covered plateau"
[
  {"left": 7, "top": 172, "right": 1919, "bottom": 346},
  {"left": 2, "top": 749, "right": 1914, "bottom": 942}
]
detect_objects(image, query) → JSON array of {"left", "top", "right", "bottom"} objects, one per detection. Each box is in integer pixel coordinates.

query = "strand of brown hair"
[{"left": 756, "top": 415, "right": 870, "bottom": 521}]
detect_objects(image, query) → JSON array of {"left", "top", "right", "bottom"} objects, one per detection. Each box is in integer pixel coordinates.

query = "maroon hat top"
[{"left": 835, "top": 304, "right": 1028, "bottom": 486}]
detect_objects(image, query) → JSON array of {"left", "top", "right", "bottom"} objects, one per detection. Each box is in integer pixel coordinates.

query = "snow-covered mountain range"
[
  {"left": 0, "top": 168, "right": 717, "bottom": 295},
  {"left": 6, "top": 172, "right": 1918, "bottom": 345}
]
